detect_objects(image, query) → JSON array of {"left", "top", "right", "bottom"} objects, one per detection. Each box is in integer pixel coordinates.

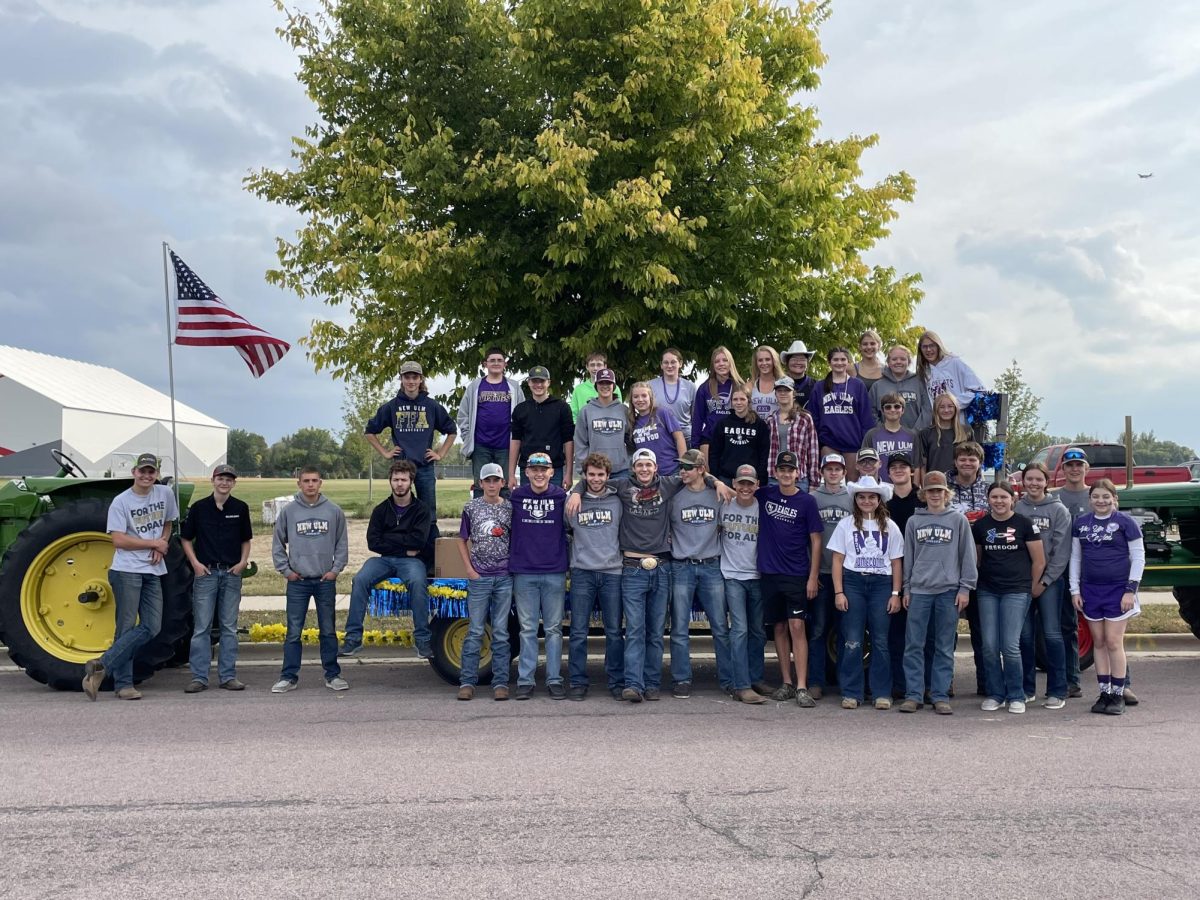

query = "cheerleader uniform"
[{"left": 1069, "top": 511, "right": 1145, "bottom": 621}]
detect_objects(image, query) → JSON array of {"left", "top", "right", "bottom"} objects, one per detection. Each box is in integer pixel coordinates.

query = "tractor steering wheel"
[{"left": 50, "top": 448, "right": 87, "bottom": 478}]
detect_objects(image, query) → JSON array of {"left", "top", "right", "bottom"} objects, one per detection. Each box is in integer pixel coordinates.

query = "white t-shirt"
[
  {"left": 107, "top": 484, "right": 179, "bottom": 575},
  {"left": 827, "top": 516, "right": 903, "bottom": 575}
]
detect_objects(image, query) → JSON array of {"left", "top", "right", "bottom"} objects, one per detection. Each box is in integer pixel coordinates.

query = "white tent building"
[{"left": 0, "top": 345, "right": 227, "bottom": 478}]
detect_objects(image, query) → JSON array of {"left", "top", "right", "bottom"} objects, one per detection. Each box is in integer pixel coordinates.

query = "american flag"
[{"left": 170, "top": 249, "right": 290, "bottom": 378}]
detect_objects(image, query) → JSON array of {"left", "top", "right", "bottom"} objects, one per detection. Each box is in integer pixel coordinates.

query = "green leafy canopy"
[{"left": 248, "top": 0, "right": 921, "bottom": 389}]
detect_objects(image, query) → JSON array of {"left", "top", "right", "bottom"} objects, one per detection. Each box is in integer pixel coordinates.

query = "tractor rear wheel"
[
  {"left": 1174, "top": 586, "right": 1200, "bottom": 641},
  {"left": 0, "top": 499, "right": 193, "bottom": 691}
]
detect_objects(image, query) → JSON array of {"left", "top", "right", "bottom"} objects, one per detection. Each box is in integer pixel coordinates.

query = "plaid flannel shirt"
[{"left": 768, "top": 410, "right": 821, "bottom": 485}]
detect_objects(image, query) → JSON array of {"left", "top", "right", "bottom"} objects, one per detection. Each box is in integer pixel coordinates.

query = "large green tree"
[
  {"left": 227, "top": 428, "right": 269, "bottom": 475},
  {"left": 249, "top": 0, "right": 920, "bottom": 387}
]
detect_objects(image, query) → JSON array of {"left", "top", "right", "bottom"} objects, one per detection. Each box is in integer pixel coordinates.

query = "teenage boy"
[
  {"left": 182, "top": 464, "right": 252, "bottom": 694},
  {"left": 457, "top": 347, "right": 524, "bottom": 497},
  {"left": 456, "top": 464, "right": 514, "bottom": 700},
  {"left": 869, "top": 346, "right": 929, "bottom": 429},
  {"left": 862, "top": 393, "right": 918, "bottom": 481},
  {"left": 947, "top": 440, "right": 989, "bottom": 696},
  {"left": 364, "top": 360, "right": 457, "bottom": 512},
  {"left": 806, "top": 453, "right": 853, "bottom": 701},
  {"left": 564, "top": 448, "right": 730, "bottom": 702},
  {"left": 719, "top": 464, "right": 770, "bottom": 702},
  {"left": 574, "top": 368, "right": 630, "bottom": 479},
  {"left": 854, "top": 447, "right": 883, "bottom": 482},
  {"left": 780, "top": 340, "right": 819, "bottom": 410},
  {"left": 758, "top": 450, "right": 824, "bottom": 708},
  {"left": 510, "top": 452, "right": 570, "bottom": 699},
  {"left": 82, "top": 452, "right": 179, "bottom": 701},
  {"left": 899, "top": 472, "right": 977, "bottom": 714},
  {"left": 567, "top": 452, "right": 625, "bottom": 700},
  {"left": 341, "top": 460, "right": 433, "bottom": 659},
  {"left": 568, "top": 351, "right": 623, "bottom": 421},
  {"left": 508, "top": 366, "right": 574, "bottom": 488},
  {"left": 885, "top": 453, "right": 922, "bottom": 696},
  {"left": 270, "top": 467, "right": 350, "bottom": 693},
  {"left": 668, "top": 449, "right": 736, "bottom": 699}
]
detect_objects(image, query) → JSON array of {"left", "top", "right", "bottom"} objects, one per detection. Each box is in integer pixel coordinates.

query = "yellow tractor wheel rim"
[{"left": 19, "top": 531, "right": 114, "bottom": 663}]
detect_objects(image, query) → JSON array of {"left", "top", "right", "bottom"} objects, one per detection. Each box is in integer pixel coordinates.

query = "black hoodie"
[{"left": 366, "top": 495, "right": 433, "bottom": 560}]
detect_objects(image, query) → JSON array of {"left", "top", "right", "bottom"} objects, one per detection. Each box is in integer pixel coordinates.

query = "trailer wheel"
[
  {"left": 0, "top": 499, "right": 193, "bottom": 691},
  {"left": 427, "top": 610, "right": 519, "bottom": 686},
  {"left": 1173, "top": 586, "right": 1200, "bottom": 640}
]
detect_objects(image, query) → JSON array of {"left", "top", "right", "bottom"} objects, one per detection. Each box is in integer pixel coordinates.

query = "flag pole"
[{"left": 161, "top": 242, "right": 182, "bottom": 512}]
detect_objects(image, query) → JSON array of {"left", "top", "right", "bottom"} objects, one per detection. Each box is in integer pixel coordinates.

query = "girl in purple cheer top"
[
  {"left": 627, "top": 382, "right": 686, "bottom": 476},
  {"left": 1070, "top": 479, "right": 1144, "bottom": 716},
  {"left": 692, "top": 345, "right": 744, "bottom": 456},
  {"left": 809, "top": 347, "right": 875, "bottom": 480}
]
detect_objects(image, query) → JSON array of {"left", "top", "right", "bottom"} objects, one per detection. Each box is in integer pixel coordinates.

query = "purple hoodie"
[
  {"left": 691, "top": 378, "right": 733, "bottom": 447},
  {"left": 810, "top": 376, "right": 875, "bottom": 452}
]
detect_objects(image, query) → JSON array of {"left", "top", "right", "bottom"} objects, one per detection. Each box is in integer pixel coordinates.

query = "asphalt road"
[{"left": 3, "top": 651, "right": 1198, "bottom": 899}]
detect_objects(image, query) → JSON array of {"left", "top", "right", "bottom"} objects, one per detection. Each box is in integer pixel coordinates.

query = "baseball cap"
[
  {"left": 774, "top": 376, "right": 795, "bottom": 391},
  {"left": 526, "top": 452, "right": 552, "bottom": 469},
  {"left": 527, "top": 366, "right": 551, "bottom": 381},
  {"left": 775, "top": 451, "right": 799, "bottom": 470},
  {"left": 631, "top": 448, "right": 657, "bottom": 464},
  {"left": 921, "top": 471, "right": 950, "bottom": 492},
  {"left": 399, "top": 360, "right": 423, "bottom": 376},
  {"left": 212, "top": 464, "right": 238, "bottom": 479},
  {"left": 134, "top": 453, "right": 159, "bottom": 470},
  {"left": 820, "top": 453, "right": 846, "bottom": 469},
  {"left": 1062, "top": 448, "right": 1088, "bottom": 463},
  {"left": 733, "top": 464, "right": 759, "bottom": 483},
  {"left": 479, "top": 463, "right": 504, "bottom": 480},
  {"left": 888, "top": 452, "right": 913, "bottom": 469},
  {"left": 678, "top": 448, "right": 705, "bottom": 470},
  {"left": 857, "top": 447, "right": 880, "bottom": 463},
  {"left": 595, "top": 368, "right": 617, "bottom": 384}
]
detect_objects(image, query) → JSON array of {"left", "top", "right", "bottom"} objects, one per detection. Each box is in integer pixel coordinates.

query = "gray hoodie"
[
  {"left": 574, "top": 398, "right": 630, "bottom": 474},
  {"left": 869, "top": 369, "right": 931, "bottom": 430},
  {"left": 569, "top": 486, "right": 623, "bottom": 574},
  {"left": 272, "top": 492, "right": 349, "bottom": 579},
  {"left": 1016, "top": 493, "right": 1072, "bottom": 584},
  {"left": 813, "top": 485, "right": 853, "bottom": 574},
  {"left": 903, "top": 506, "right": 977, "bottom": 595}
]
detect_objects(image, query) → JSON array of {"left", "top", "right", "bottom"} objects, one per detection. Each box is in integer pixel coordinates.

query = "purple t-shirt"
[
  {"left": 632, "top": 409, "right": 682, "bottom": 475},
  {"left": 508, "top": 484, "right": 569, "bottom": 573},
  {"left": 755, "top": 485, "right": 823, "bottom": 576},
  {"left": 458, "top": 497, "right": 512, "bottom": 575},
  {"left": 474, "top": 378, "right": 512, "bottom": 450},
  {"left": 862, "top": 425, "right": 917, "bottom": 483},
  {"left": 1074, "top": 512, "right": 1141, "bottom": 585}
]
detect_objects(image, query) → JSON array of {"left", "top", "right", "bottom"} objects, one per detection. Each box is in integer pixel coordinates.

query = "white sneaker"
[
  {"left": 1008, "top": 700, "right": 1026, "bottom": 714},
  {"left": 1043, "top": 696, "right": 1066, "bottom": 710},
  {"left": 1025, "top": 694, "right": 1036, "bottom": 703},
  {"left": 325, "top": 676, "right": 350, "bottom": 691},
  {"left": 271, "top": 679, "right": 297, "bottom": 693},
  {"left": 980, "top": 698, "right": 1002, "bottom": 711}
]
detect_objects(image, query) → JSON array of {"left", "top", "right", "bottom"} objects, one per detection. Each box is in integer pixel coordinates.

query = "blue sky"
[{"left": 2, "top": 1, "right": 1197, "bottom": 457}]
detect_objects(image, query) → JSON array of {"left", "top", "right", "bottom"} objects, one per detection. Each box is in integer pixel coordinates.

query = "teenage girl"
[
  {"left": 749, "top": 345, "right": 784, "bottom": 421},
  {"left": 809, "top": 347, "right": 874, "bottom": 479},
  {"left": 916, "top": 393, "right": 971, "bottom": 485},
  {"left": 650, "top": 347, "right": 697, "bottom": 446},
  {"left": 709, "top": 383, "right": 770, "bottom": 485},
  {"left": 692, "top": 345, "right": 744, "bottom": 458},
  {"left": 916, "top": 330, "right": 984, "bottom": 410},
  {"left": 627, "top": 381, "right": 687, "bottom": 476},
  {"left": 854, "top": 329, "right": 885, "bottom": 390}
]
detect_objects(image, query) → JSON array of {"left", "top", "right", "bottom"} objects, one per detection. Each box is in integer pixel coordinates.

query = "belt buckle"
[{"left": 640, "top": 557, "right": 658, "bottom": 571}]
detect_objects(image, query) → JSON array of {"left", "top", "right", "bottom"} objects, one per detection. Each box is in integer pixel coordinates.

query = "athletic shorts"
[
  {"left": 761, "top": 574, "right": 811, "bottom": 624},
  {"left": 1080, "top": 582, "right": 1141, "bottom": 622}
]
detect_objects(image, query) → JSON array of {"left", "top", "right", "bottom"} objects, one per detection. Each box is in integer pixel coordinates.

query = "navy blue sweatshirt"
[{"left": 364, "top": 390, "right": 457, "bottom": 468}]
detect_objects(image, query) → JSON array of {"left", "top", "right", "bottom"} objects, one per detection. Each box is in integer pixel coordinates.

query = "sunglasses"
[{"left": 883, "top": 403, "right": 903, "bottom": 410}]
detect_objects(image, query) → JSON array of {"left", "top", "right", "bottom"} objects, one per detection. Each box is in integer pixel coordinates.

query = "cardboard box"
[{"left": 434, "top": 537, "right": 470, "bottom": 579}]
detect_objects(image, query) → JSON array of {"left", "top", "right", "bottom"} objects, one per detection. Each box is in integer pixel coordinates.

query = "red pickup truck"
[{"left": 1012, "top": 442, "right": 1193, "bottom": 489}]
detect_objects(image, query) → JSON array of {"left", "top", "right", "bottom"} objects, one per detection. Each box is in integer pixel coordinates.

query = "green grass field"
[{"left": 187, "top": 477, "right": 473, "bottom": 529}]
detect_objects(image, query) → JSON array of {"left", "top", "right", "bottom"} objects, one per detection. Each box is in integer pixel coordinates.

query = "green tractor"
[
  {"left": 0, "top": 450, "right": 196, "bottom": 690},
  {"left": 1118, "top": 480, "right": 1200, "bottom": 639}
]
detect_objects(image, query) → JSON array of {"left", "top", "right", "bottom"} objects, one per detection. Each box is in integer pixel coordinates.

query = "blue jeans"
[
  {"left": 977, "top": 589, "right": 1032, "bottom": 703},
  {"left": 568, "top": 568, "right": 623, "bottom": 690},
  {"left": 188, "top": 570, "right": 242, "bottom": 684},
  {"left": 470, "top": 445, "right": 510, "bottom": 497},
  {"left": 837, "top": 570, "right": 894, "bottom": 702},
  {"left": 280, "top": 578, "right": 339, "bottom": 683},
  {"left": 344, "top": 556, "right": 430, "bottom": 651},
  {"left": 670, "top": 559, "right": 733, "bottom": 689},
  {"left": 807, "top": 572, "right": 838, "bottom": 688},
  {"left": 1020, "top": 579, "right": 1068, "bottom": 700},
  {"left": 514, "top": 572, "right": 567, "bottom": 687},
  {"left": 1060, "top": 575, "right": 1081, "bottom": 687},
  {"left": 460, "top": 574, "right": 513, "bottom": 687},
  {"left": 101, "top": 571, "right": 163, "bottom": 691},
  {"left": 413, "top": 463, "right": 438, "bottom": 515},
  {"left": 722, "top": 577, "right": 758, "bottom": 691},
  {"left": 621, "top": 563, "right": 670, "bottom": 691},
  {"left": 905, "top": 589, "right": 958, "bottom": 703}
]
